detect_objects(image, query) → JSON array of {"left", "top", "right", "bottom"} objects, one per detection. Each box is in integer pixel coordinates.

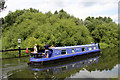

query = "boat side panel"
[
  {"left": 29, "top": 49, "right": 100, "bottom": 62},
  {"left": 66, "top": 48, "right": 72, "bottom": 54},
  {"left": 54, "top": 50, "right": 61, "bottom": 56},
  {"left": 29, "top": 43, "right": 100, "bottom": 62},
  {"left": 74, "top": 48, "right": 82, "bottom": 53},
  {"left": 85, "top": 47, "right": 89, "bottom": 51}
]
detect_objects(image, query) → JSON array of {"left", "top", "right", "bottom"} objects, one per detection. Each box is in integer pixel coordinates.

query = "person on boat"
[
  {"left": 31, "top": 44, "right": 38, "bottom": 54},
  {"left": 36, "top": 44, "right": 40, "bottom": 53},
  {"left": 44, "top": 43, "right": 50, "bottom": 58}
]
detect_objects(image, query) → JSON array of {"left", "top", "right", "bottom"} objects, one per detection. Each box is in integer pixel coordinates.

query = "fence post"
[
  {"left": 18, "top": 46, "right": 21, "bottom": 58},
  {"left": 18, "top": 39, "right": 21, "bottom": 58}
]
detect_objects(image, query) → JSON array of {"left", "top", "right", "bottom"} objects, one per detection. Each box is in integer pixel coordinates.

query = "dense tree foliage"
[
  {"left": 84, "top": 16, "right": 119, "bottom": 46},
  {"left": 1, "top": 8, "right": 119, "bottom": 49}
]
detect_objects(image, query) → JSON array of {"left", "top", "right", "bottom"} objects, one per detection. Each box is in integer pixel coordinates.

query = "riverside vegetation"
[{"left": 1, "top": 8, "right": 119, "bottom": 57}]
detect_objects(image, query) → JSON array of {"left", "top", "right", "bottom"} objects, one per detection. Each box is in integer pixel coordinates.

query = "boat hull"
[{"left": 28, "top": 49, "right": 100, "bottom": 65}]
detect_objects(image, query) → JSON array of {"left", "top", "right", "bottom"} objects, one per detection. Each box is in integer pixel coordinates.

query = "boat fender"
[{"left": 26, "top": 48, "right": 28, "bottom": 53}]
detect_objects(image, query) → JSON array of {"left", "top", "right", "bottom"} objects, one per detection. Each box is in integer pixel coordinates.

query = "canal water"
[{"left": 1, "top": 47, "right": 119, "bottom": 79}]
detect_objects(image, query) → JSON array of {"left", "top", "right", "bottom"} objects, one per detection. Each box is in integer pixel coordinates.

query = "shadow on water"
[{"left": 2, "top": 47, "right": 119, "bottom": 79}]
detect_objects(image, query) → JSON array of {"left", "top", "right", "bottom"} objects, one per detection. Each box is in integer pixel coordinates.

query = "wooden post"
[
  {"left": 18, "top": 46, "right": 21, "bottom": 58},
  {"left": 18, "top": 39, "right": 21, "bottom": 58}
]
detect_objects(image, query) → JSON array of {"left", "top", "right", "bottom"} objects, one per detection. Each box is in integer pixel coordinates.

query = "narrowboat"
[{"left": 28, "top": 43, "right": 100, "bottom": 64}]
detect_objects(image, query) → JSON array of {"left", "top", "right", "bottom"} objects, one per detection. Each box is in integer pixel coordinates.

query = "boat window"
[
  {"left": 94, "top": 46, "right": 96, "bottom": 49},
  {"left": 89, "top": 47, "right": 92, "bottom": 50},
  {"left": 72, "top": 49, "right": 74, "bottom": 53},
  {"left": 82, "top": 48, "right": 85, "bottom": 52},
  {"left": 61, "top": 50, "right": 67, "bottom": 55}
]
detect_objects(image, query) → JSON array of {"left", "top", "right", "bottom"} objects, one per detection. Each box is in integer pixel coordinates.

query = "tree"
[
  {"left": 91, "top": 22, "right": 118, "bottom": 45},
  {"left": 45, "top": 11, "right": 52, "bottom": 18},
  {"left": 2, "top": 8, "right": 119, "bottom": 50},
  {"left": 54, "top": 10, "right": 58, "bottom": 14},
  {"left": 59, "top": 9, "right": 70, "bottom": 19}
]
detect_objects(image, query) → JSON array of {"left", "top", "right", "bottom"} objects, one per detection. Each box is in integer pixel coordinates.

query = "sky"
[
  {"left": 71, "top": 65, "right": 118, "bottom": 78},
  {"left": 0, "top": 0, "right": 119, "bottom": 23}
]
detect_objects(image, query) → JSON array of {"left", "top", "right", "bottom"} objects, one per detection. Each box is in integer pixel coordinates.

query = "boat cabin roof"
[
  {"left": 31, "top": 53, "right": 42, "bottom": 54},
  {"left": 52, "top": 43, "right": 97, "bottom": 50}
]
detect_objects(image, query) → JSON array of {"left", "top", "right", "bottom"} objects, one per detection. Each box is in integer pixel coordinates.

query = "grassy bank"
[{"left": 2, "top": 51, "right": 29, "bottom": 59}]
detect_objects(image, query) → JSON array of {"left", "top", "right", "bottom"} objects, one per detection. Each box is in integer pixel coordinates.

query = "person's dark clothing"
[
  {"left": 37, "top": 45, "right": 40, "bottom": 52},
  {"left": 44, "top": 45, "right": 50, "bottom": 50}
]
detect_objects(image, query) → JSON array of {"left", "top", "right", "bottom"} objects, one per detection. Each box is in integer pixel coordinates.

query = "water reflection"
[
  {"left": 34, "top": 71, "right": 38, "bottom": 80},
  {"left": 85, "top": 47, "right": 119, "bottom": 72},
  {"left": 29, "top": 53, "right": 100, "bottom": 79},
  {"left": 30, "top": 57, "right": 100, "bottom": 72},
  {"left": 2, "top": 57, "right": 29, "bottom": 78}
]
